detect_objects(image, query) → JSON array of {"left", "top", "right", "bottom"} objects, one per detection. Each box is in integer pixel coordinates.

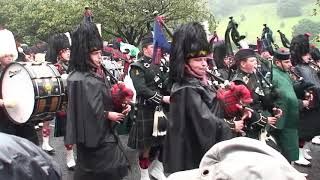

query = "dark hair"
[
  {"left": 69, "top": 21, "right": 102, "bottom": 72},
  {"left": 169, "top": 22, "right": 210, "bottom": 84}
]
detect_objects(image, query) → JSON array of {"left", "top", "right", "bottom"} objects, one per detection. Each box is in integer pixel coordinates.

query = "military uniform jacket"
[
  {"left": 271, "top": 66, "right": 299, "bottom": 161},
  {"left": 232, "top": 70, "right": 270, "bottom": 138},
  {"left": 130, "top": 56, "right": 168, "bottom": 106}
]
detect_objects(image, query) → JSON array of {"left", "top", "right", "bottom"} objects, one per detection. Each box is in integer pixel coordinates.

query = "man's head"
[
  {"left": 234, "top": 48, "right": 257, "bottom": 74},
  {"left": 69, "top": 21, "right": 103, "bottom": 72},
  {"left": 260, "top": 50, "right": 272, "bottom": 60},
  {"left": 0, "top": 54, "right": 14, "bottom": 68},
  {"left": 0, "top": 28, "right": 17, "bottom": 66},
  {"left": 45, "top": 33, "right": 71, "bottom": 64},
  {"left": 141, "top": 33, "right": 154, "bottom": 58},
  {"left": 169, "top": 22, "right": 211, "bottom": 83},
  {"left": 273, "top": 48, "right": 292, "bottom": 72}
]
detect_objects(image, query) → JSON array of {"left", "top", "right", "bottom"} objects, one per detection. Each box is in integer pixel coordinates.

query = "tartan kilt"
[
  {"left": 54, "top": 115, "right": 67, "bottom": 137},
  {"left": 127, "top": 103, "right": 164, "bottom": 150}
]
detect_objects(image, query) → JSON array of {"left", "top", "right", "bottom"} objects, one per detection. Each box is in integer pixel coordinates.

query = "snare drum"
[{"left": 0, "top": 62, "right": 64, "bottom": 124}]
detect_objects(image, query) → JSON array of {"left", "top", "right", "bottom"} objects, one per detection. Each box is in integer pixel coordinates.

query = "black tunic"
[
  {"left": 163, "top": 77, "right": 232, "bottom": 173},
  {"left": 295, "top": 64, "right": 320, "bottom": 140},
  {"left": 66, "top": 71, "right": 128, "bottom": 180},
  {"left": 127, "top": 56, "right": 169, "bottom": 149}
]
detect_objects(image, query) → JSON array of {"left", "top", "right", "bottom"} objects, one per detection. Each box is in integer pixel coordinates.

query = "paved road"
[{"left": 48, "top": 133, "right": 320, "bottom": 180}]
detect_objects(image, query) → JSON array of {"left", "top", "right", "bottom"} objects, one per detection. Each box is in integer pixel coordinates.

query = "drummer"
[
  {"left": 44, "top": 32, "right": 76, "bottom": 170},
  {"left": 0, "top": 24, "right": 39, "bottom": 145}
]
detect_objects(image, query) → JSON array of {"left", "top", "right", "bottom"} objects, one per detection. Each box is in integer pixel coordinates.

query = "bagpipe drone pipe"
[{"left": 260, "top": 24, "right": 279, "bottom": 55}]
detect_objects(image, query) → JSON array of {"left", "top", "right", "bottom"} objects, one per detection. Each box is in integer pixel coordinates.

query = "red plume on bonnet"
[{"left": 111, "top": 83, "right": 134, "bottom": 112}]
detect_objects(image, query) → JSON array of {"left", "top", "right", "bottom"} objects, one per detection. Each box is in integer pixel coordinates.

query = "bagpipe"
[
  {"left": 225, "top": 17, "right": 248, "bottom": 51},
  {"left": 277, "top": 30, "right": 291, "bottom": 48},
  {"left": 207, "top": 70, "right": 253, "bottom": 120},
  {"left": 101, "top": 61, "right": 134, "bottom": 113},
  {"left": 255, "top": 66, "right": 281, "bottom": 113},
  {"left": 289, "top": 67, "right": 315, "bottom": 105},
  {"left": 260, "top": 24, "right": 279, "bottom": 55},
  {"left": 220, "top": 17, "right": 248, "bottom": 78}
]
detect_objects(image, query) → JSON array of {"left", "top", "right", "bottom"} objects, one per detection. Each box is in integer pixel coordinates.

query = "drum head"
[{"left": 1, "top": 63, "right": 35, "bottom": 124}]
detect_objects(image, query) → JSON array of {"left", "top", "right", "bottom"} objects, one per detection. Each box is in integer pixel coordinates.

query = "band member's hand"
[
  {"left": 107, "top": 112, "right": 125, "bottom": 122},
  {"left": 234, "top": 120, "right": 244, "bottom": 132},
  {"left": 162, "top": 96, "right": 170, "bottom": 104},
  {"left": 302, "top": 100, "right": 310, "bottom": 108},
  {"left": 272, "top": 108, "right": 282, "bottom": 118},
  {"left": 267, "top": 117, "right": 277, "bottom": 125},
  {"left": 240, "top": 106, "right": 253, "bottom": 121},
  {"left": 121, "top": 104, "right": 131, "bottom": 116},
  {"left": 0, "top": 99, "right": 3, "bottom": 107}
]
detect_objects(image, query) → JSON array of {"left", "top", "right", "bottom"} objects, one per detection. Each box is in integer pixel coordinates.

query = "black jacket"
[{"left": 164, "top": 77, "right": 232, "bottom": 173}]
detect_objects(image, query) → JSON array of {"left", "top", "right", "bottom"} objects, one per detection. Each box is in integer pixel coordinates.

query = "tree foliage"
[
  {"left": 0, "top": 0, "right": 84, "bottom": 44},
  {"left": 89, "top": 0, "right": 215, "bottom": 45},
  {"left": 0, "top": 0, "right": 215, "bottom": 46},
  {"left": 292, "top": 19, "right": 320, "bottom": 43}
]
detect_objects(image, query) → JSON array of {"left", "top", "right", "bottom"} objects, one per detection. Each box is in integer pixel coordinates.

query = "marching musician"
[
  {"left": 43, "top": 33, "right": 76, "bottom": 169},
  {"left": 163, "top": 22, "right": 232, "bottom": 174},
  {"left": 0, "top": 23, "right": 39, "bottom": 145},
  {"left": 127, "top": 32, "right": 170, "bottom": 180},
  {"left": 212, "top": 41, "right": 233, "bottom": 80},
  {"left": 231, "top": 48, "right": 282, "bottom": 139},
  {"left": 270, "top": 48, "right": 310, "bottom": 163},
  {"left": 66, "top": 21, "right": 129, "bottom": 180},
  {"left": 290, "top": 34, "right": 320, "bottom": 166}
]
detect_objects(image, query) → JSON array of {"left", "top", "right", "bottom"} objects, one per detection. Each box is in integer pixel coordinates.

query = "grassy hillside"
[{"left": 215, "top": 2, "right": 320, "bottom": 46}]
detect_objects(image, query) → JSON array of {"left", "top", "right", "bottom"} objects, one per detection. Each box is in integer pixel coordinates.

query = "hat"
[
  {"left": 213, "top": 41, "right": 227, "bottom": 69},
  {"left": 248, "top": 44, "right": 258, "bottom": 52},
  {"left": 274, "top": 47, "right": 290, "bottom": 60},
  {"left": 23, "top": 46, "right": 34, "bottom": 55},
  {"left": 45, "top": 33, "right": 70, "bottom": 63},
  {"left": 69, "top": 21, "right": 103, "bottom": 72},
  {"left": 234, "top": 48, "right": 256, "bottom": 63},
  {"left": 141, "top": 32, "right": 154, "bottom": 48},
  {"left": 0, "top": 29, "right": 18, "bottom": 60},
  {"left": 167, "top": 137, "right": 306, "bottom": 180},
  {"left": 290, "top": 34, "right": 310, "bottom": 65},
  {"left": 169, "top": 22, "right": 211, "bottom": 83}
]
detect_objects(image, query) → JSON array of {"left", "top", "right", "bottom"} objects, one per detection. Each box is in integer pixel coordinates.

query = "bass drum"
[{"left": 0, "top": 62, "right": 64, "bottom": 124}]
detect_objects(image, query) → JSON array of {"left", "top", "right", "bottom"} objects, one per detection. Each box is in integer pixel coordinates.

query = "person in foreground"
[
  {"left": 0, "top": 132, "right": 61, "bottom": 180},
  {"left": 167, "top": 137, "right": 306, "bottom": 180}
]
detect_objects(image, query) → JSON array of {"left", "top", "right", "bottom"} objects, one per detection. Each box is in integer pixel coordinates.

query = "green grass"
[{"left": 215, "top": 2, "right": 320, "bottom": 46}]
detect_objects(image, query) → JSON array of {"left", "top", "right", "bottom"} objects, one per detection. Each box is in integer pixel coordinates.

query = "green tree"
[
  {"left": 0, "top": 0, "right": 215, "bottom": 46},
  {"left": 0, "top": 0, "right": 84, "bottom": 44},
  {"left": 292, "top": 19, "right": 320, "bottom": 45},
  {"left": 89, "top": 0, "right": 215, "bottom": 45}
]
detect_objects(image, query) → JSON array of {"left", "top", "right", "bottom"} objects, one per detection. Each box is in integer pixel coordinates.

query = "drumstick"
[{"left": 4, "top": 100, "right": 16, "bottom": 108}]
